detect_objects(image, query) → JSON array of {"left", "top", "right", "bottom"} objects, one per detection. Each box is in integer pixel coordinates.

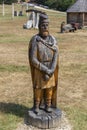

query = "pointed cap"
[{"left": 39, "top": 13, "right": 49, "bottom": 25}]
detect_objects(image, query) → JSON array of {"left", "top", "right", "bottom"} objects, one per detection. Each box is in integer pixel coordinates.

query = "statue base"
[{"left": 26, "top": 108, "right": 62, "bottom": 129}]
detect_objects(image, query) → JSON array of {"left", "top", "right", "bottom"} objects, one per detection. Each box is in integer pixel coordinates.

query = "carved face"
[{"left": 39, "top": 22, "right": 49, "bottom": 38}]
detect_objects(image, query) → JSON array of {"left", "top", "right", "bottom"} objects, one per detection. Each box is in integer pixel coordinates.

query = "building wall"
[
  {"left": 84, "top": 13, "right": 87, "bottom": 25},
  {"left": 67, "top": 12, "right": 87, "bottom": 26},
  {"left": 67, "top": 13, "right": 82, "bottom": 26}
]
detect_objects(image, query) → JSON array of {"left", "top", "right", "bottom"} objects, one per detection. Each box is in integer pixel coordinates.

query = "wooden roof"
[{"left": 67, "top": 0, "right": 87, "bottom": 13}]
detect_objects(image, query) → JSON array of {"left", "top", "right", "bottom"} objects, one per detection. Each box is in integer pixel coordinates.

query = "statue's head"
[{"left": 38, "top": 13, "right": 49, "bottom": 38}]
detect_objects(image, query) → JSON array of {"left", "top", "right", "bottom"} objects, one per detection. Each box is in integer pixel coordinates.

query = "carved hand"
[
  {"left": 46, "top": 69, "right": 54, "bottom": 77},
  {"left": 43, "top": 74, "right": 50, "bottom": 81}
]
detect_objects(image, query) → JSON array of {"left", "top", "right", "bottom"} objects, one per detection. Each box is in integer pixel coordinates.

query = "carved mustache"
[{"left": 43, "top": 30, "right": 49, "bottom": 32}]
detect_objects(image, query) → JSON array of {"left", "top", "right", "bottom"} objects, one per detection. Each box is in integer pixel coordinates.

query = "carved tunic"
[{"left": 29, "top": 34, "right": 59, "bottom": 89}]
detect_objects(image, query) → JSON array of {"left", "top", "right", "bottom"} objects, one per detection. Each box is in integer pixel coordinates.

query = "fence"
[{"left": 0, "top": 3, "right": 30, "bottom": 19}]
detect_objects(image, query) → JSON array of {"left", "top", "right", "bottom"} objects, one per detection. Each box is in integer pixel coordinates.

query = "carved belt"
[{"left": 40, "top": 60, "right": 52, "bottom": 63}]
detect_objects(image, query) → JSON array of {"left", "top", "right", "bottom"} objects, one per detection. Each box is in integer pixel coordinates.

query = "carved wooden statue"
[{"left": 28, "top": 13, "right": 59, "bottom": 114}]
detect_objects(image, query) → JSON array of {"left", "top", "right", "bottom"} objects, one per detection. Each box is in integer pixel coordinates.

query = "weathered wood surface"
[
  {"left": 26, "top": 108, "right": 61, "bottom": 129},
  {"left": 16, "top": 111, "right": 72, "bottom": 130}
]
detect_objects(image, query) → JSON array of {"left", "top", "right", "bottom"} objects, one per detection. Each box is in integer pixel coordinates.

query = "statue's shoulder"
[
  {"left": 29, "top": 34, "right": 38, "bottom": 43},
  {"left": 49, "top": 35, "right": 58, "bottom": 46}
]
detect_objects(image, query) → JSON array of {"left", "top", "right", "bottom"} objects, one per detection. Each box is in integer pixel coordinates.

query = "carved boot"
[
  {"left": 45, "top": 99, "right": 53, "bottom": 113},
  {"left": 34, "top": 101, "right": 40, "bottom": 114},
  {"left": 34, "top": 88, "right": 42, "bottom": 114}
]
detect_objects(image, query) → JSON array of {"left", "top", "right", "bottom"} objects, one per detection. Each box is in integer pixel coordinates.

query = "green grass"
[
  {"left": 0, "top": 33, "right": 30, "bottom": 44},
  {"left": 0, "top": 113, "right": 21, "bottom": 130},
  {"left": 61, "top": 63, "right": 87, "bottom": 73},
  {"left": 63, "top": 106, "right": 87, "bottom": 130},
  {"left": 0, "top": 37, "right": 29, "bottom": 43},
  {"left": 0, "top": 65, "right": 29, "bottom": 72},
  {"left": 0, "top": 103, "right": 29, "bottom": 130}
]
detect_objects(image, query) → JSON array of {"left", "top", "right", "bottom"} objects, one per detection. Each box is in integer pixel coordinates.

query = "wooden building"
[{"left": 66, "top": 0, "right": 87, "bottom": 27}]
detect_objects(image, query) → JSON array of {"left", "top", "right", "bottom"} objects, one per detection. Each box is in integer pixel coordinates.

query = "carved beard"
[{"left": 41, "top": 31, "right": 49, "bottom": 37}]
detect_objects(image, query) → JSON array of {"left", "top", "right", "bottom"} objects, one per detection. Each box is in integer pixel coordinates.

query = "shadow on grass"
[{"left": 0, "top": 102, "right": 29, "bottom": 118}]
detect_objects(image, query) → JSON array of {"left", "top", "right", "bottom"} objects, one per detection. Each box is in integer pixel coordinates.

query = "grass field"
[{"left": 0, "top": 4, "right": 87, "bottom": 130}]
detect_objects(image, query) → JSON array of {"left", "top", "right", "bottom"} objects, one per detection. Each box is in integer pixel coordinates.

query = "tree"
[
  {"left": 36, "top": 0, "right": 46, "bottom": 5},
  {"left": 0, "top": 0, "right": 17, "bottom": 4},
  {"left": 0, "top": 0, "right": 3, "bottom": 4},
  {"left": 45, "top": 0, "right": 59, "bottom": 9},
  {"left": 44, "top": 0, "right": 76, "bottom": 11}
]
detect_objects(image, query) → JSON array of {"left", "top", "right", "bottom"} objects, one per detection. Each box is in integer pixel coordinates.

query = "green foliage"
[
  {"left": 0, "top": 0, "right": 2, "bottom": 4},
  {"left": 36, "top": 0, "right": 46, "bottom": 5},
  {"left": 0, "top": 0, "right": 76, "bottom": 11},
  {"left": 0, "top": 0, "right": 17, "bottom": 4},
  {"left": 37, "top": 0, "right": 76, "bottom": 11},
  {"left": 45, "top": 0, "right": 59, "bottom": 9},
  {"left": 47, "top": 0, "right": 76, "bottom": 11}
]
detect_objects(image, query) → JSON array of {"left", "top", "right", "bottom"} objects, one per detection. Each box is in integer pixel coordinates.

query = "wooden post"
[
  {"left": 82, "top": 13, "right": 84, "bottom": 27},
  {"left": 32, "top": 11, "right": 35, "bottom": 28},
  {"left": 21, "top": 5, "right": 23, "bottom": 14},
  {"left": 35, "top": 13, "right": 39, "bottom": 29},
  {"left": 67, "top": 13, "right": 68, "bottom": 24},
  {"left": 2, "top": 1, "right": 5, "bottom": 16},
  {"left": 12, "top": 3, "right": 14, "bottom": 19},
  {"left": 26, "top": 3, "right": 28, "bottom": 17}
]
